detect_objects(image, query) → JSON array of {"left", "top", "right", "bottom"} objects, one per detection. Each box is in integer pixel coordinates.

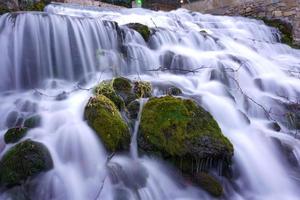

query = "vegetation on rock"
[
  {"left": 4, "top": 127, "right": 28, "bottom": 144},
  {"left": 0, "top": 139, "right": 53, "bottom": 187},
  {"left": 133, "top": 81, "right": 152, "bottom": 98},
  {"left": 84, "top": 95, "right": 130, "bottom": 152},
  {"left": 127, "top": 23, "right": 151, "bottom": 42},
  {"left": 193, "top": 172, "right": 223, "bottom": 197},
  {"left": 24, "top": 115, "right": 41, "bottom": 129}
]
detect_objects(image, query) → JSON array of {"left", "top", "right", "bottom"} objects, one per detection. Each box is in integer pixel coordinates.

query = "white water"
[{"left": 0, "top": 3, "right": 300, "bottom": 200}]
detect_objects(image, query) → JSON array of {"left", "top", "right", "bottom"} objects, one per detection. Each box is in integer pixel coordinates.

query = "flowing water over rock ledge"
[{"left": 0, "top": 3, "right": 300, "bottom": 200}]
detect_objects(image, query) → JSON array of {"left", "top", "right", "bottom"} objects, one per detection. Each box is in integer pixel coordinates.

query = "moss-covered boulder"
[
  {"left": 24, "top": 115, "right": 41, "bottom": 129},
  {"left": 4, "top": 127, "right": 28, "bottom": 144},
  {"left": 0, "top": 139, "right": 53, "bottom": 187},
  {"left": 193, "top": 173, "right": 223, "bottom": 197},
  {"left": 84, "top": 95, "right": 130, "bottom": 152},
  {"left": 127, "top": 23, "right": 151, "bottom": 42},
  {"left": 94, "top": 80, "right": 125, "bottom": 110},
  {"left": 94, "top": 77, "right": 152, "bottom": 109},
  {"left": 139, "top": 96, "right": 233, "bottom": 171}
]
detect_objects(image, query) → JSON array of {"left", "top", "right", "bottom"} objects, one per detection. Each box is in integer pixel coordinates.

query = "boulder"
[
  {"left": 139, "top": 96, "right": 234, "bottom": 173},
  {"left": 4, "top": 127, "right": 28, "bottom": 144},
  {"left": 84, "top": 95, "right": 130, "bottom": 152},
  {"left": 24, "top": 115, "right": 41, "bottom": 129},
  {"left": 126, "top": 23, "right": 151, "bottom": 42},
  {"left": 0, "top": 139, "right": 53, "bottom": 187},
  {"left": 193, "top": 172, "right": 223, "bottom": 197}
]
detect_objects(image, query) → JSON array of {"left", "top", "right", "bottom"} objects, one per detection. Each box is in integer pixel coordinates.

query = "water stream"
[{"left": 0, "top": 3, "right": 300, "bottom": 200}]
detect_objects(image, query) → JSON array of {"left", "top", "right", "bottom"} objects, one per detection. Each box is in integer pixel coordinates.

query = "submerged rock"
[
  {"left": 4, "top": 127, "right": 28, "bottom": 144},
  {"left": 126, "top": 23, "right": 151, "bottom": 42},
  {"left": 0, "top": 139, "right": 53, "bottom": 187},
  {"left": 84, "top": 95, "right": 130, "bottom": 152},
  {"left": 139, "top": 96, "right": 233, "bottom": 172}
]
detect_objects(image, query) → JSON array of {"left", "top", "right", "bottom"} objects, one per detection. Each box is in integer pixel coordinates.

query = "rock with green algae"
[
  {"left": 126, "top": 23, "right": 151, "bottom": 42},
  {"left": 138, "top": 96, "right": 233, "bottom": 171},
  {"left": 84, "top": 95, "right": 130, "bottom": 152},
  {"left": 94, "top": 77, "right": 152, "bottom": 109},
  {"left": 24, "top": 115, "right": 41, "bottom": 129},
  {"left": 0, "top": 139, "right": 53, "bottom": 187},
  {"left": 192, "top": 172, "right": 223, "bottom": 197},
  {"left": 127, "top": 100, "right": 140, "bottom": 120},
  {"left": 94, "top": 80, "right": 125, "bottom": 110},
  {"left": 133, "top": 81, "right": 152, "bottom": 98},
  {"left": 4, "top": 127, "right": 28, "bottom": 144}
]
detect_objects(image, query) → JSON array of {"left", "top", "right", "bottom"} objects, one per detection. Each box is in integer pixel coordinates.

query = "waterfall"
[{"left": 0, "top": 2, "right": 300, "bottom": 200}]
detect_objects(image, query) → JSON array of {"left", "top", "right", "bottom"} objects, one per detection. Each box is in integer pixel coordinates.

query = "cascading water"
[{"left": 0, "top": 3, "right": 300, "bottom": 200}]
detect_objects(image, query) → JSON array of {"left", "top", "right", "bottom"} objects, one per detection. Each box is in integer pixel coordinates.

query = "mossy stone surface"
[
  {"left": 94, "top": 80, "right": 125, "bottom": 110},
  {"left": 24, "top": 115, "right": 41, "bottom": 129},
  {"left": 133, "top": 81, "right": 152, "bottom": 98},
  {"left": 84, "top": 95, "right": 130, "bottom": 152},
  {"left": 139, "top": 96, "right": 233, "bottom": 170},
  {"left": 127, "top": 23, "right": 151, "bottom": 42},
  {"left": 193, "top": 172, "right": 223, "bottom": 197},
  {"left": 0, "top": 139, "right": 53, "bottom": 187},
  {"left": 4, "top": 127, "right": 28, "bottom": 144}
]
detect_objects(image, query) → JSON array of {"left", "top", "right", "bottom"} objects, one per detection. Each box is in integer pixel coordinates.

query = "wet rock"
[
  {"left": 108, "top": 162, "right": 149, "bottom": 190},
  {"left": 5, "top": 111, "right": 19, "bottom": 128},
  {"left": 94, "top": 80, "right": 125, "bottom": 110},
  {"left": 55, "top": 91, "right": 68, "bottom": 101},
  {"left": 268, "top": 122, "right": 281, "bottom": 132},
  {"left": 167, "top": 86, "right": 182, "bottom": 96},
  {"left": 4, "top": 127, "right": 28, "bottom": 144},
  {"left": 84, "top": 95, "right": 130, "bottom": 152},
  {"left": 193, "top": 172, "right": 223, "bottom": 197},
  {"left": 133, "top": 81, "right": 152, "bottom": 98},
  {"left": 126, "top": 23, "right": 151, "bottom": 42},
  {"left": 139, "top": 96, "right": 234, "bottom": 174},
  {"left": 127, "top": 100, "right": 140, "bottom": 120},
  {"left": 94, "top": 78, "right": 152, "bottom": 109},
  {"left": 0, "top": 139, "right": 53, "bottom": 187},
  {"left": 113, "top": 188, "right": 131, "bottom": 200},
  {"left": 24, "top": 115, "right": 41, "bottom": 129}
]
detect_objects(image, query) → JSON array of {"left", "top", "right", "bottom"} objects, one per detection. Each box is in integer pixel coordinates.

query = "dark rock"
[
  {"left": 167, "top": 86, "right": 182, "bottom": 96},
  {"left": 5, "top": 111, "right": 19, "bottom": 128},
  {"left": 268, "top": 122, "right": 281, "bottom": 132},
  {"left": 0, "top": 139, "right": 53, "bottom": 187},
  {"left": 4, "top": 127, "right": 28, "bottom": 144},
  {"left": 127, "top": 100, "right": 140, "bottom": 120},
  {"left": 24, "top": 115, "right": 41, "bottom": 129}
]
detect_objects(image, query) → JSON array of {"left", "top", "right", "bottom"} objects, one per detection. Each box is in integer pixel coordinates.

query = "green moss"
[
  {"left": 84, "top": 95, "right": 130, "bottom": 152},
  {"left": 4, "top": 127, "right": 28, "bottom": 144},
  {"left": 133, "top": 81, "right": 152, "bottom": 98},
  {"left": 0, "top": 139, "right": 53, "bottom": 187},
  {"left": 127, "top": 23, "right": 151, "bottom": 42},
  {"left": 28, "top": 1, "right": 46, "bottom": 11},
  {"left": 139, "top": 96, "right": 233, "bottom": 170},
  {"left": 113, "top": 77, "right": 132, "bottom": 93},
  {"left": 94, "top": 80, "right": 125, "bottom": 110},
  {"left": 24, "top": 115, "right": 41, "bottom": 129},
  {"left": 193, "top": 172, "right": 223, "bottom": 197}
]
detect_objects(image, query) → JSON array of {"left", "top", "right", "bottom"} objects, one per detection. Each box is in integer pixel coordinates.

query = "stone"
[
  {"left": 0, "top": 139, "right": 53, "bottom": 187},
  {"left": 84, "top": 95, "right": 130, "bottom": 151},
  {"left": 4, "top": 127, "right": 28, "bottom": 144}
]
